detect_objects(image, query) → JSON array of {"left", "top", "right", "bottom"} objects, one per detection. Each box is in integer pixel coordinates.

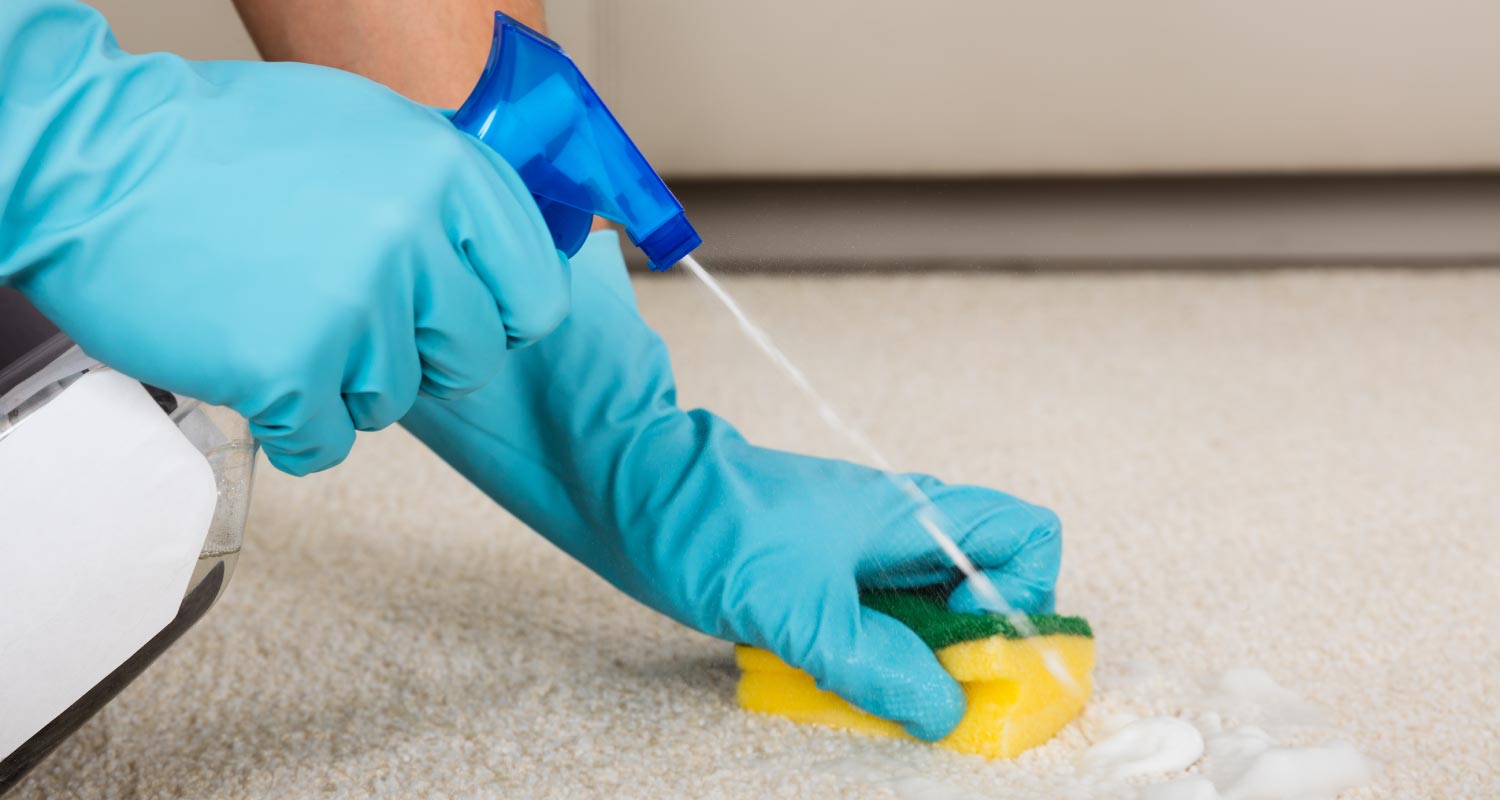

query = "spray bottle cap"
[{"left": 451, "top": 13, "right": 701, "bottom": 271}]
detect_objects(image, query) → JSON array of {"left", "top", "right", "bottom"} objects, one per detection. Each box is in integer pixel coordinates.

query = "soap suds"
[
  {"left": 1202, "top": 727, "right": 1378, "bottom": 800},
  {"left": 809, "top": 664, "right": 1376, "bottom": 800},
  {"left": 1074, "top": 665, "right": 1378, "bottom": 799},
  {"left": 1083, "top": 717, "right": 1204, "bottom": 779}
]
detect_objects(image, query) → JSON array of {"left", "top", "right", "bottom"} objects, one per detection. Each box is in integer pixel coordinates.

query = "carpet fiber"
[{"left": 14, "top": 268, "right": 1500, "bottom": 798}]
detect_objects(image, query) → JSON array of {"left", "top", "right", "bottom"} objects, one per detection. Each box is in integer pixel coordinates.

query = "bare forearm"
[
  {"left": 230, "top": 0, "right": 544, "bottom": 107},
  {"left": 230, "top": 0, "right": 612, "bottom": 232}
]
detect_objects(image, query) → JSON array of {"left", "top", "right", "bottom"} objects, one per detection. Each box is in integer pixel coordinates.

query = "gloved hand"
[
  {"left": 0, "top": 0, "right": 569, "bottom": 475},
  {"left": 403, "top": 231, "right": 1063, "bottom": 741}
]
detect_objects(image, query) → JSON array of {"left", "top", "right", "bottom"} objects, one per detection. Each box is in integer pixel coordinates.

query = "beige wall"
[
  {"left": 90, "top": 0, "right": 257, "bottom": 60},
  {"left": 90, "top": 1, "right": 1500, "bottom": 177}
]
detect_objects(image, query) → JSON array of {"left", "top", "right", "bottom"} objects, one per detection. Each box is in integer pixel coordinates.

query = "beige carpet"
[{"left": 15, "top": 268, "right": 1500, "bottom": 798}]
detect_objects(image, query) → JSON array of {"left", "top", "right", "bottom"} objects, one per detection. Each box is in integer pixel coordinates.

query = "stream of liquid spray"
[{"left": 680, "top": 254, "right": 1079, "bottom": 695}]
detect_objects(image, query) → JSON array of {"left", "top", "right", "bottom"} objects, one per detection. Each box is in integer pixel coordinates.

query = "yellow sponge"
[{"left": 735, "top": 593, "right": 1094, "bottom": 759}]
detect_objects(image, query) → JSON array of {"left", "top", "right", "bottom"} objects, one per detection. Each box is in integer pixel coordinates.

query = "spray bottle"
[{"left": 451, "top": 13, "right": 701, "bottom": 272}]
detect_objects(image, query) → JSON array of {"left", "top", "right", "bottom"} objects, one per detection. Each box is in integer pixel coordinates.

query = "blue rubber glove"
[
  {"left": 0, "top": 0, "right": 569, "bottom": 475},
  {"left": 403, "top": 232, "right": 1063, "bottom": 741}
]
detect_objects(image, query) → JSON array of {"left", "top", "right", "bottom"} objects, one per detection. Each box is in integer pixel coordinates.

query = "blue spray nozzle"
[{"left": 452, "top": 13, "right": 700, "bottom": 271}]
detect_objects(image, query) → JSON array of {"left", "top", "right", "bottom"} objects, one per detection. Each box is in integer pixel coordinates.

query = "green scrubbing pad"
[{"left": 860, "top": 591, "right": 1094, "bottom": 650}]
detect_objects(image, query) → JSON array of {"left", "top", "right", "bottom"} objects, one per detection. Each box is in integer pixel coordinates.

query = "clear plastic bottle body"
[{"left": 175, "top": 400, "right": 258, "bottom": 602}]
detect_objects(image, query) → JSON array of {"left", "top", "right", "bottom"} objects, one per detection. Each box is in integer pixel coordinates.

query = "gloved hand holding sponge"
[
  {"left": 404, "top": 230, "right": 1073, "bottom": 744},
  {"left": 0, "top": 1, "right": 1079, "bottom": 748}
]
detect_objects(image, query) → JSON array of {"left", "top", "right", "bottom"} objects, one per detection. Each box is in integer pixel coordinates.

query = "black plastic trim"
[{"left": 0, "top": 290, "right": 71, "bottom": 398}]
